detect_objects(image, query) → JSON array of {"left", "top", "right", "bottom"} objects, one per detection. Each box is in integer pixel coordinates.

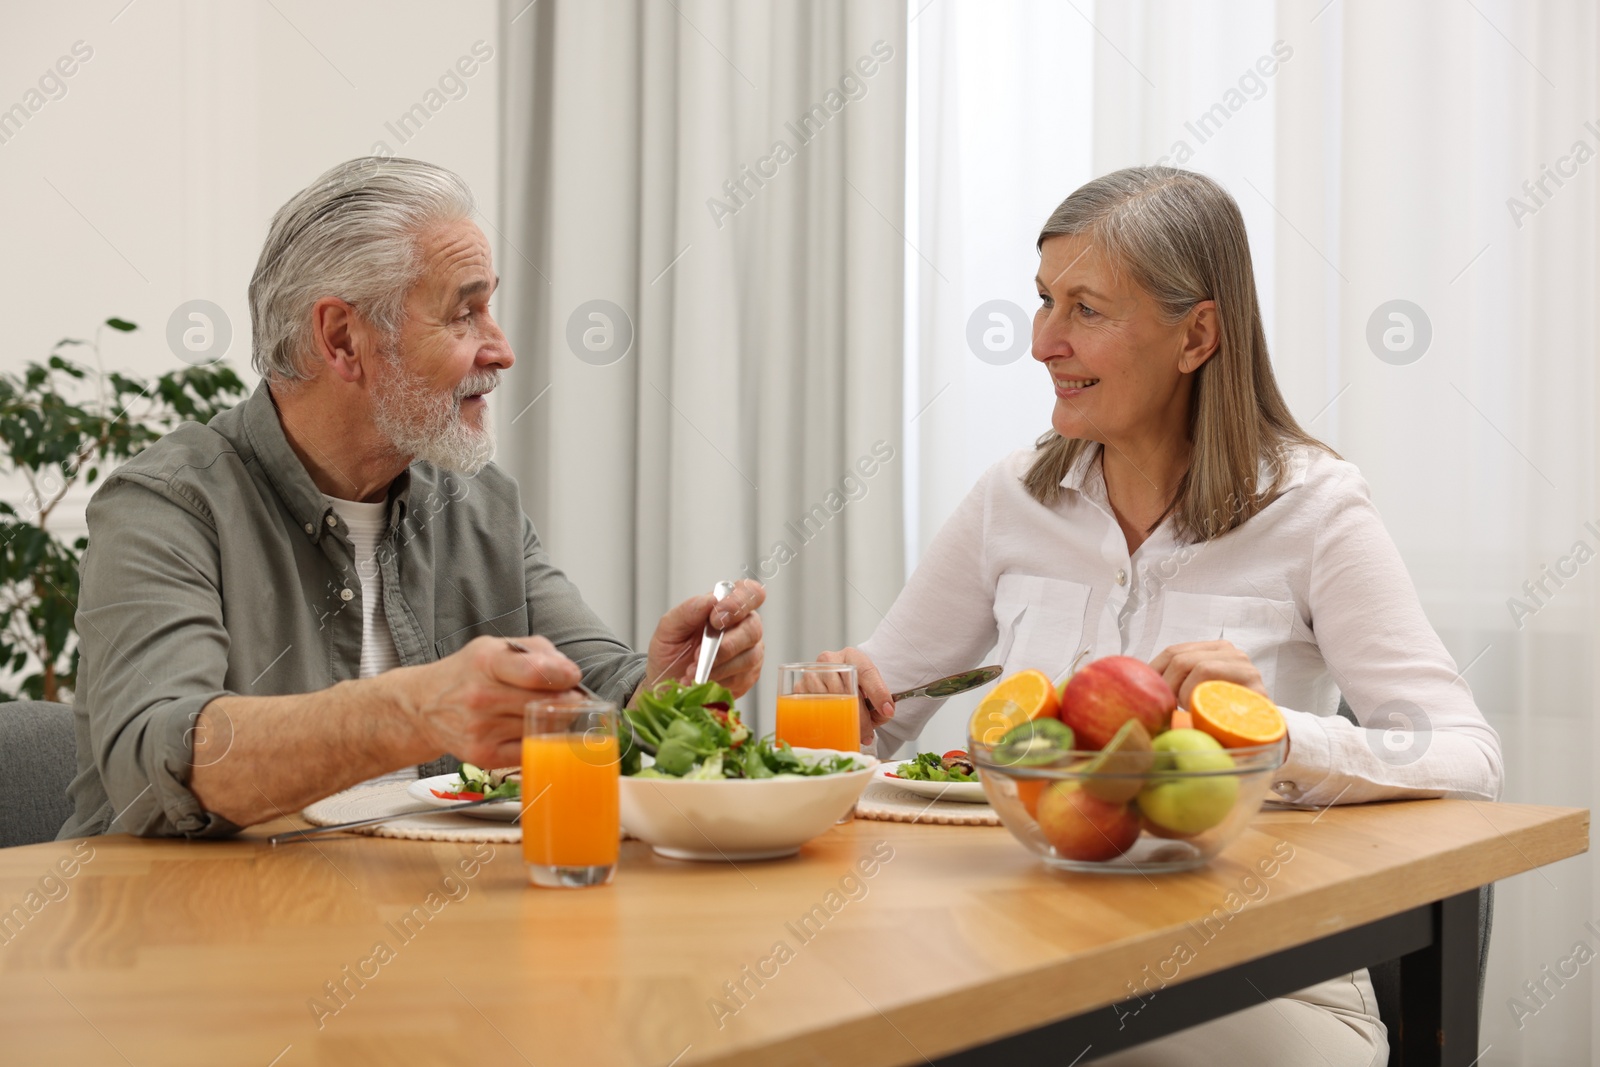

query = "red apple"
[
  {"left": 1035, "top": 782, "right": 1141, "bottom": 862},
  {"left": 1060, "top": 656, "right": 1176, "bottom": 750}
]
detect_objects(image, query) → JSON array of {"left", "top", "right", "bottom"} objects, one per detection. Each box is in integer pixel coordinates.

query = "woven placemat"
[
  {"left": 301, "top": 780, "right": 521, "bottom": 843},
  {"left": 854, "top": 778, "right": 1000, "bottom": 826}
]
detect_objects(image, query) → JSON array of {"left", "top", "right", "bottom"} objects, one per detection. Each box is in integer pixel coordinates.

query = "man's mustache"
[{"left": 455, "top": 371, "right": 500, "bottom": 400}]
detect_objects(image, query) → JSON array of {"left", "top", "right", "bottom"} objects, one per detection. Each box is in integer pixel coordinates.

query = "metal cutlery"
[
  {"left": 504, "top": 638, "right": 606, "bottom": 701},
  {"left": 888, "top": 664, "right": 1004, "bottom": 703},
  {"left": 693, "top": 579, "right": 736, "bottom": 686},
  {"left": 268, "top": 795, "right": 513, "bottom": 846}
]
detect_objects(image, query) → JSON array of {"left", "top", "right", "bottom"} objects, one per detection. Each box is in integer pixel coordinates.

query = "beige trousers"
[{"left": 1093, "top": 969, "right": 1388, "bottom": 1067}]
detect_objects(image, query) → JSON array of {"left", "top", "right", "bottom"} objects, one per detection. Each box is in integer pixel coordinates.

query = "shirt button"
[
  {"left": 1115, "top": 569, "right": 1127, "bottom": 586},
  {"left": 339, "top": 588, "right": 354, "bottom": 602},
  {"left": 303, "top": 522, "right": 314, "bottom": 535},
  {"left": 326, "top": 514, "right": 338, "bottom": 527},
  {"left": 1273, "top": 780, "right": 1297, "bottom": 795}
]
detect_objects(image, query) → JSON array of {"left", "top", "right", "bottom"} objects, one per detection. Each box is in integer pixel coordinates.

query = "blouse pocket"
[
  {"left": 1151, "top": 591, "right": 1297, "bottom": 698},
  {"left": 992, "top": 574, "right": 1093, "bottom": 681},
  {"left": 434, "top": 606, "right": 528, "bottom": 659}
]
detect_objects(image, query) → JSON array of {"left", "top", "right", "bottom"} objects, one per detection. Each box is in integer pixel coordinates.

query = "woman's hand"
[
  {"left": 641, "top": 579, "right": 766, "bottom": 698},
  {"left": 1148, "top": 640, "right": 1268, "bottom": 710},
  {"left": 816, "top": 647, "right": 893, "bottom": 747}
]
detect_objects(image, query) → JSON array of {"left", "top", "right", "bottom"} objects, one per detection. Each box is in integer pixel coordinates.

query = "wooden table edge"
[{"left": 677, "top": 803, "right": 1590, "bottom": 1067}]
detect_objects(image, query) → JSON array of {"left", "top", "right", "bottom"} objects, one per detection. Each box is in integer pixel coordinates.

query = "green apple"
[
  {"left": 1149, "top": 728, "right": 1235, "bottom": 771},
  {"left": 1136, "top": 729, "right": 1237, "bottom": 835}
]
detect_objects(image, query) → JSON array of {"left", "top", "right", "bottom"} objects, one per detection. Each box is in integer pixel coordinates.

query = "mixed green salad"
[
  {"left": 430, "top": 763, "right": 520, "bottom": 802},
  {"left": 891, "top": 750, "right": 978, "bottom": 783},
  {"left": 625, "top": 680, "right": 859, "bottom": 780},
  {"left": 434, "top": 680, "right": 860, "bottom": 796}
]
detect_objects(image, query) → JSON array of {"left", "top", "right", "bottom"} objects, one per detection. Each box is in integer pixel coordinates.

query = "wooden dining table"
[{"left": 0, "top": 798, "right": 1585, "bottom": 1066}]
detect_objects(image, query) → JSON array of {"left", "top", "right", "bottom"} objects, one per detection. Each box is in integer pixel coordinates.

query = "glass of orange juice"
[
  {"left": 522, "top": 695, "right": 620, "bottom": 889},
  {"left": 775, "top": 662, "right": 860, "bottom": 753}
]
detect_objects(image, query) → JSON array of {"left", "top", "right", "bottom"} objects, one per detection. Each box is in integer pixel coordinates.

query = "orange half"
[
  {"left": 1189, "top": 680, "right": 1286, "bottom": 748},
  {"left": 1017, "top": 779, "right": 1049, "bottom": 818},
  {"left": 969, "top": 669, "right": 1059, "bottom": 747}
]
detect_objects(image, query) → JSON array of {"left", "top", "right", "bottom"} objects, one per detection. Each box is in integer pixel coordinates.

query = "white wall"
[{"left": 0, "top": 0, "right": 503, "bottom": 539}]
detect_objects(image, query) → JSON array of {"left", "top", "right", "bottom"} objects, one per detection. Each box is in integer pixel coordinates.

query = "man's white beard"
[{"left": 371, "top": 342, "right": 499, "bottom": 475}]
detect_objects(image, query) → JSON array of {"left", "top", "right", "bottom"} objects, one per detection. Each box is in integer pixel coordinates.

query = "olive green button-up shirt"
[{"left": 59, "top": 382, "right": 646, "bottom": 839}]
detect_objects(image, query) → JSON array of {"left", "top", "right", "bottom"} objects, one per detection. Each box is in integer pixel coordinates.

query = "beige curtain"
[{"left": 496, "top": 0, "right": 907, "bottom": 726}]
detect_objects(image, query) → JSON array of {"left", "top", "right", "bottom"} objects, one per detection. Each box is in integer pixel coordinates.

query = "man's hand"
[
  {"left": 816, "top": 647, "right": 892, "bottom": 747},
  {"left": 188, "top": 636, "right": 583, "bottom": 828},
  {"left": 388, "top": 635, "right": 582, "bottom": 769},
  {"left": 641, "top": 579, "right": 766, "bottom": 697},
  {"left": 1148, "top": 640, "right": 1268, "bottom": 711}
]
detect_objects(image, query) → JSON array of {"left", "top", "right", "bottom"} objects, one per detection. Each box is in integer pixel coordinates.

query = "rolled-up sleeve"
[
  {"left": 522, "top": 515, "right": 647, "bottom": 707},
  {"left": 75, "top": 476, "right": 240, "bottom": 838}
]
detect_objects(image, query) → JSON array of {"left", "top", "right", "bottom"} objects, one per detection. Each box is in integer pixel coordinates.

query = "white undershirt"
[
  {"left": 325, "top": 494, "right": 409, "bottom": 788},
  {"left": 326, "top": 495, "right": 402, "bottom": 679},
  {"left": 861, "top": 444, "right": 1504, "bottom": 807}
]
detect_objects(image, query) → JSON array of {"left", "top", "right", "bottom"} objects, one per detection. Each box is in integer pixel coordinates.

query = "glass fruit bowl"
[{"left": 970, "top": 723, "right": 1286, "bottom": 874}]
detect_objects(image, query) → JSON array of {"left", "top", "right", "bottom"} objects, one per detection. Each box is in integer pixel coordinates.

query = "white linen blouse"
[{"left": 862, "top": 443, "right": 1503, "bottom": 806}]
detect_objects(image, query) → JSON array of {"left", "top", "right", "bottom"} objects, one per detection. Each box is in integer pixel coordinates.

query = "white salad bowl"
[{"left": 619, "top": 748, "right": 879, "bottom": 861}]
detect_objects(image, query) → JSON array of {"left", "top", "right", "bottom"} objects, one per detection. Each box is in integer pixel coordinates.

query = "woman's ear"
[{"left": 1178, "top": 300, "right": 1220, "bottom": 373}]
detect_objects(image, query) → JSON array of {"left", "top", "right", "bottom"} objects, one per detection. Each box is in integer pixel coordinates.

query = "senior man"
[{"left": 59, "top": 157, "right": 764, "bottom": 839}]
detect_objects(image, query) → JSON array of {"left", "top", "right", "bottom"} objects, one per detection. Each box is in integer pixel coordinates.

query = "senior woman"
[{"left": 820, "top": 167, "right": 1502, "bottom": 1066}]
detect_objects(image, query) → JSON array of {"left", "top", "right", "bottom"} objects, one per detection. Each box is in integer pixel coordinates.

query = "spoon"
[{"left": 694, "top": 580, "right": 737, "bottom": 686}]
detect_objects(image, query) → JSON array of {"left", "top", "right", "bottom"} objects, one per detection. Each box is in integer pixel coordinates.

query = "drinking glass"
[
  {"left": 774, "top": 662, "right": 860, "bottom": 753},
  {"left": 522, "top": 695, "right": 620, "bottom": 888}
]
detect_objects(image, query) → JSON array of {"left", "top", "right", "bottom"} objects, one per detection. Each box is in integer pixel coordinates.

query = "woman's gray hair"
[
  {"left": 1023, "top": 166, "right": 1333, "bottom": 539},
  {"left": 248, "top": 157, "right": 475, "bottom": 382}
]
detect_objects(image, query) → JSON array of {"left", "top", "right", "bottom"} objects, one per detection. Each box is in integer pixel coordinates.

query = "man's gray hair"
[{"left": 248, "top": 157, "right": 475, "bottom": 382}]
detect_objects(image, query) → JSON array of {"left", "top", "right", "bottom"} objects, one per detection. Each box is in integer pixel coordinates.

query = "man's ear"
[
  {"left": 1177, "top": 299, "right": 1220, "bottom": 374},
  {"left": 309, "top": 297, "right": 375, "bottom": 384}
]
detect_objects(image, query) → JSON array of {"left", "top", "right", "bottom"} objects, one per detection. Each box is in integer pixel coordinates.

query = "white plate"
[
  {"left": 407, "top": 774, "right": 521, "bottom": 822},
  {"left": 876, "top": 761, "right": 988, "bottom": 804}
]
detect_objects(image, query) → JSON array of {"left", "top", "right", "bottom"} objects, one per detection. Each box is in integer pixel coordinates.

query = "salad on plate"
[
  {"left": 876, "top": 749, "right": 989, "bottom": 804},
  {"left": 887, "top": 750, "right": 977, "bottom": 783},
  {"left": 429, "top": 763, "right": 521, "bottom": 802}
]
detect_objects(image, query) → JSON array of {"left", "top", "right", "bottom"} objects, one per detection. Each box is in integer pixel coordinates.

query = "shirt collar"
[
  {"left": 1055, "top": 439, "right": 1312, "bottom": 519},
  {"left": 1058, "top": 441, "right": 1108, "bottom": 504},
  {"left": 1274, "top": 443, "right": 1311, "bottom": 493},
  {"left": 239, "top": 381, "right": 411, "bottom": 543}
]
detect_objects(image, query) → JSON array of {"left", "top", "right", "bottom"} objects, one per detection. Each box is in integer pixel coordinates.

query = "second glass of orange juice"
[
  {"left": 522, "top": 695, "right": 619, "bottom": 888},
  {"left": 775, "top": 662, "right": 860, "bottom": 753}
]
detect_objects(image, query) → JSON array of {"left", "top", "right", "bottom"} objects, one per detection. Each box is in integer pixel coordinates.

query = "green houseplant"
[{"left": 0, "top": 317, "right": 247, "bottom": 703}]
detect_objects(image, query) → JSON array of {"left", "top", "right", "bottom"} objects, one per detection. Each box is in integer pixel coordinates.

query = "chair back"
[{"left": 0, "top": 701, "right": 77, "bottom": 848}]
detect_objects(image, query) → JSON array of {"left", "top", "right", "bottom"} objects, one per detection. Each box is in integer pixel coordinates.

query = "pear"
[{"left": 1078, "top": 719, "right": 1155, "bottom": 804}]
